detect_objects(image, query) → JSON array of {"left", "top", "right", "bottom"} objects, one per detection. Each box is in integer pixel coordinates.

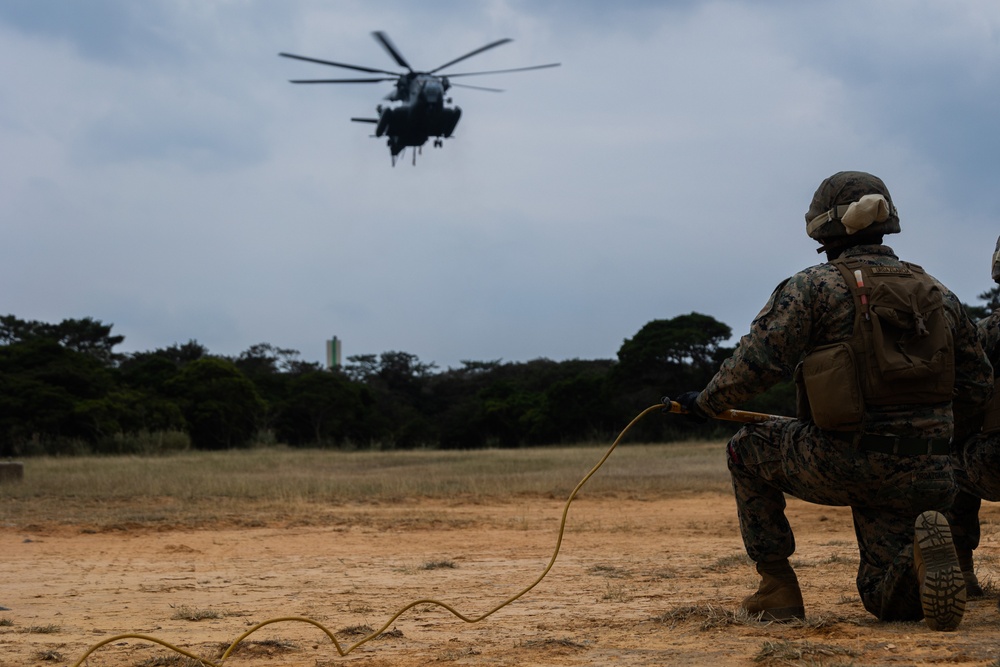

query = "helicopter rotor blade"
[
  {"left": 429, "top": 38, "right": 513, "bottom": 74},
  {"left": 279, "top": 52, "right": 400, "bottom": 77},
  {"left": 289, "top": 77, "right": 397, "bottom": 84},
  {"left": 372, "top": 31, "right": 413, "bottom": 72},
  {"left": 351, "top": 118, "right": 379, "bottom": 123},
  {"left": 449, "top": 82, "right": 505, "bottom": 92},
  {"left": 444, "top": 62, "right": 561, "bottom": 78}
]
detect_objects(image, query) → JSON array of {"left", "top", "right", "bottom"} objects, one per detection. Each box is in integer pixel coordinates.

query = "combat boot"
[
  {"left": 742, "top": 558, "right": 805, "bottom": 622},
  {"left": 956, "top": 547, "right": 985, "bottom": 598},
  {"left": 914, "top": 511, "right": 966, "bottom": 631}
]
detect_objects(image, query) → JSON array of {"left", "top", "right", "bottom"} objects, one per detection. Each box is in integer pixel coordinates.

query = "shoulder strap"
[{"left": 831, "top": 257, "right": 871, "bottom": 321}]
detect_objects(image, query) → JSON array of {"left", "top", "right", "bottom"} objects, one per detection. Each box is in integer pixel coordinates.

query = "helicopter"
[{"left": 279, "top": 31, "right": 560, "bottom": 165}]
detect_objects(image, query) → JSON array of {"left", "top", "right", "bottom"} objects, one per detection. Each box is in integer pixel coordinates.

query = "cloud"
[{"left": 2, "top": 1, "right": 999, "bottom": 370}]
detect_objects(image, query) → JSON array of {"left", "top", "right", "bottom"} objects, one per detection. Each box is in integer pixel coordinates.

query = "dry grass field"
[{"left": 2, "top": 441, "right": 1000, "bottom": 666}]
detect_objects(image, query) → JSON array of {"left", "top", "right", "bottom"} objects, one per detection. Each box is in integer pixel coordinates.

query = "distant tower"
[{"left": 326, "top": 336, "right": 342, "bottom": 370}]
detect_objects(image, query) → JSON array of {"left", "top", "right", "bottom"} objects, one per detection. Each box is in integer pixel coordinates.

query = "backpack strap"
[{"left": 831, "top": 258, "right": 871, "bottom": 322}]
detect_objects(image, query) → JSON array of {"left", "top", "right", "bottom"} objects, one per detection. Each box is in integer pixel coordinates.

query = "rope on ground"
[{"left": 69, "top": 404, "right": 664, "bottom": 666}]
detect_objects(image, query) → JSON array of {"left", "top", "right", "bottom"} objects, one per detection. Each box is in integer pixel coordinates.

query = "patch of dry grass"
[
  {"left": 420, "top": 559, "right": 457, "bottom": 570},
  {"left": 169, "top": 605, "right": 222, "bottom": 621},
  {"left": 708, "top": 552, "right": 753, "bottom": 572},
  {"left": 136, "top": 656, "right": 204, "bottom": 667},
  {"left": 22, "top": 623, "right": 61, "bottom": 634},
  {"left": 753, "top": 639, "right": 859, "bottom": 665},
  {"left": 0, "top": 441, "right": 730, "bottom": 530},
  {"left": 590, "top": 563, "right": 632, "bottom": 578},
  {"left": 335, "top": 624, "right": 404, "bottom": 641},
  {"left": 652, "top": 604, "right": 748, "bottom": 630}
]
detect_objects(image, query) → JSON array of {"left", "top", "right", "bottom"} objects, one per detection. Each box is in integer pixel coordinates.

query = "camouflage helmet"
[
  {"left": 805, "top": 171, "right": 900, "bottom": 243},
  {"left": 992, "top": 235, "right": 1000, "bottom": 284}
]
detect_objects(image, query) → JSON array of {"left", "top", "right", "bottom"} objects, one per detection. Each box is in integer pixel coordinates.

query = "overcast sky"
[{"left": 2, "top": 1, "right": 999, "bottom": 370}]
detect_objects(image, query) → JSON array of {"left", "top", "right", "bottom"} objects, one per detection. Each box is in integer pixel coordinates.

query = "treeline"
[{"left": 0, "top": 312, "right": 795, "bottom": 457}]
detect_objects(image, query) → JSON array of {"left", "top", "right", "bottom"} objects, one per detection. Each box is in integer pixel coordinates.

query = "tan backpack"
[{"left": 796, "top": 258, "right": 955, "bottom": 430}]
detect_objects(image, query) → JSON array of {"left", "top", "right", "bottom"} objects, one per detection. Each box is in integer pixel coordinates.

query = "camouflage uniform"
[
  {"left": 947, "top": 304, "right": 1000, "bottom": 555},
  {"left": 695, "top": 244, "right": 992, "bottom": 620}
]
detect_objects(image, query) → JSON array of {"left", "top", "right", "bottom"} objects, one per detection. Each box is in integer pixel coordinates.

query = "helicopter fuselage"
[{"left": 377, "top": 73, "right": 462, "bottom": 156}]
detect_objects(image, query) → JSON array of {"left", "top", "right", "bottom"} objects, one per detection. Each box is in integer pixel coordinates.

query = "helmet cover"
[{"left": 805, "top": 171, "right": 900, "bottom": 241}]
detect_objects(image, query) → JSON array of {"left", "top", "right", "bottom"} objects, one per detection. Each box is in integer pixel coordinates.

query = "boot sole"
[{"left": 914, "top": 511, "right": 966, "bottom": 632}]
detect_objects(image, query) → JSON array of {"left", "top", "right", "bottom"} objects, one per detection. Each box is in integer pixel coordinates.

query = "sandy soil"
[{"left": 3, "top": 493, "right": 1000, "bottom": 667}]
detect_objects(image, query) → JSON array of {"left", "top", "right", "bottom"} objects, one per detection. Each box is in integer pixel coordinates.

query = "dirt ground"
[{"left": 3, "top": 493, "right": 1000, "bottom": 667}]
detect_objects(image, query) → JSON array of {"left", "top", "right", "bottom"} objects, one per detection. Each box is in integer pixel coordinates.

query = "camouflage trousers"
[
  {"left": 945, "top": 432, "right": 1000, "bottom": 552},
  {"left": 727, "top": 418, "right": 957, "bottom": 621}
]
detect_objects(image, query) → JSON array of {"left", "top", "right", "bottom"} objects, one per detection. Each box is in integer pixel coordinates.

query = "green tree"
[
  {"left": 119, "top": 353, "right": 184, "bottom": 391},
  {"left": 430, "top": 360, "right": 503, "bottom": 449},
  {"left": 344, "top": 351, "right": 438, "bottom": 448},
  {"left": 165, "top": 358, "right": 265, "bottom": 450},
  {"left": 117, "top": 344, "right": 208, "bottom": 437},
  {"left": 614, "top": 313, "right": 732, "bottom": 397},
  {"left": 118, "top": 341, "right": 208, "bottom": 389},
  {"left": 0, "top": 339, "right": 116, "bottom": 454},
  {"left": 230, "top": 343, "right": 322, "bottom": 436},
  {"left": 275, "top": 370, "right": 370, "bottom": 446},
  {"left": 612, "top": 313, "right": 734, "bottom": 441},
  {"left": 0, "top": 315, "right": 124, "bottom": 366},
  {"left": 463, "top": 358, "right": 618, "bottom": 447},
  {"left": 234, "top": 342, "right": 321, "bottom": 377},
  {"left": 538, "top": 368, "right": 618, "bottom": 443},
  {"left": 983, "top": 285, "right": 1000, "bottom": 311},
  {"left": 965, "top": 285, "right": 1000, "bottom": 321},
  {"left": 479, "top": 380, "right": 545, "bottom": 447}
]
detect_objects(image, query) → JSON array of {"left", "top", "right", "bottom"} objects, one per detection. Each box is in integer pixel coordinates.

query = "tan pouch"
[
  {"left": 868, "top": 278, "right": 952, "bottom": 387},
  {"left": 834, "top": 259, "right": 955, "bottom": 405},
  {"left": 800, "top": 342, "right": 864, "bottom": 430}
]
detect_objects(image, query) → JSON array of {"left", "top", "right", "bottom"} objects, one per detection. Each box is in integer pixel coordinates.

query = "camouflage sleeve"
[
  {"left": 950, "top": 291, "right": 994, "bottom": 434},
  {"left": 698, "top": 275, "right": 813, "bottom": 416},
  {"left": 978, "top": 308, "right": 1000, "bottom": 370}
]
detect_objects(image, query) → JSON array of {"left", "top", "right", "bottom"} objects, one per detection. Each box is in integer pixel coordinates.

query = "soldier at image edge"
[
  {"left": 673, "top": 171, "right": 992, "bottom": 631},
  {"left": 945, "top": 234, "right": 1000, "bottom": 604}
]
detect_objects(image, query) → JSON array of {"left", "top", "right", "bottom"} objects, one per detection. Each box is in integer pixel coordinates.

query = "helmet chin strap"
[{"left": 818, "top": 233, "right": 884, "bottom": 261}]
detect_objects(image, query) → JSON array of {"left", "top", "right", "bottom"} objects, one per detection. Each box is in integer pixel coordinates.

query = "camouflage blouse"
[
  {"left": 978, "top": 309, "right": 1000, "bottom": 372},
  {"left": 697, "top": 245, "right": 992, "bottom": 439}
]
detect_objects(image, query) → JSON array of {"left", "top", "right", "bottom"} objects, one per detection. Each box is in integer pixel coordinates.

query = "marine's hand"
[{"left": 675, "top": 391, "right": 709, "bottom": 423}]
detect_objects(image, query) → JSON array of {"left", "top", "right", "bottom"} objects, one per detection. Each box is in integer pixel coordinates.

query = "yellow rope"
[{"left": 70, "top": 404, "right": 664, "bottom": 666}]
